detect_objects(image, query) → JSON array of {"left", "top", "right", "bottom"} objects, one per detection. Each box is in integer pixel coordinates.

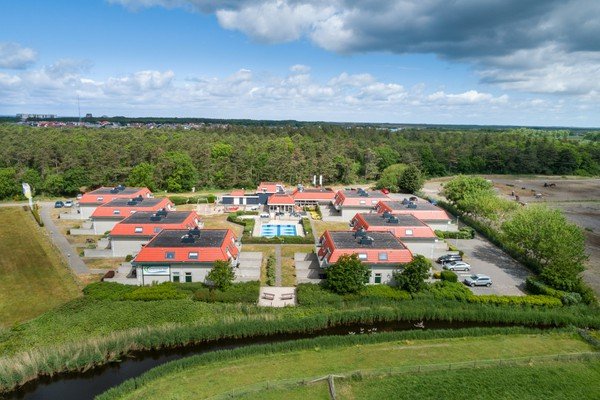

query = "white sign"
[
  {"left": 142, "top": 266, "right": 169, "bottom": 276},
  {"left": 22, "top": 182, "right": 32, "bottom": 199}
]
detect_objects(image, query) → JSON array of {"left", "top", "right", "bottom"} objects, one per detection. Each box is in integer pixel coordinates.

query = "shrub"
[
  {"left": 83, "top": 282, "right": 136, "bottom": 300},
  {"left": 435, "top": 227, "right": 475, "bottom": 239},
  {"left": 440, "top": 270, "right": 458, "bottom": 283},
  {"left": 192, "top": 281, "right": 260, "bottom": 303},
  {"left": 30, "top": 204, "right": 44, "bottom": 227},
  {"left": 167, "top": 195, "right": 189, "bottom": 205},
  {"left": 359, "top": 285, "right": 410, "bottom": 300},
  {"left": 122, "top": 283, "right": 188, "bottom": 301},
  {"left": 432, "top": 271, "right": 441, "bottom": 279},
  {"left": 447, "top": 244, "right": 465, "bottom": 257},
  {"left": 526, "top": 277, "right": 584, "bottom": 305},
  {"left": 296, "top": 283, "right": 343, "bottom": 306},
  {"left": 124, "top": 254, "right": 133, "bottom": 262},
  {"left": 424, "top": 281, "right": 472, "bottom": 301},
  {"left": 467, "top": 294, "right": 562, "bottom": 307},
  {"left": 266, "top": 255, "right": 276, "bottom": 286}
]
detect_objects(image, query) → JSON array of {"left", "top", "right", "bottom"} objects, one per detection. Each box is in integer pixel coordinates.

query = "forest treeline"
[{"left": 0, "top": 124, "right": 598, "bottom": 198}]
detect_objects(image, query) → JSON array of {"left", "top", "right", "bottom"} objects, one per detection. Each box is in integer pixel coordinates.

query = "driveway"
[{"left": 436, "top": 234, "right": 528, "bottom": 296}]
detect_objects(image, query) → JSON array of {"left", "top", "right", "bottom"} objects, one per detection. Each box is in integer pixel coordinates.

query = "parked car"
[
  {"left": 54, "top": 201, "right": 64, "bottom": 208},
  {"left": 64, "top": 200, "right": 73, "bottom": 208},
  {"left": 428, "top": 198, "right": 438, "bottom": 205},
  {"left": 436, "top": 254, "right": 462, "bottom": 264},
  {"left": 443, "top": 261, "right": 471, "bottom": 271},
  {"left": 248, "top": 205, "right": 259, "bottom": 211},
  {"left": 76, "top": 194, "right": 83, "bottom": 200},
  {"left": 464, "top": 274, "right": 492, "bottom": 287}
]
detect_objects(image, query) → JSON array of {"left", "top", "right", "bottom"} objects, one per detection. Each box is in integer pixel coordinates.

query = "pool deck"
[{"left": 252, "top": 217, "right": 305, "bottom": 237}]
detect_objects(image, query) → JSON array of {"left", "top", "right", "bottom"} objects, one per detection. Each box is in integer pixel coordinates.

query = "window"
[
  {"left": 359, "top": 200, "right": 366, "bottom": 205},
  {"left": 165, "top": 251, "right": 175, "bottom": 259},
  {"left": 405, "top": 229, "right": 413, "bottom": 236},
  {"left": 185, "top": 272, "right": 192, "bottom": 283},
  {"left": 188, "top": 252, "right": 198, "bottom": 260},
  {"left": 378, "top": 252, "right": 388, "bottom": 261},
  {"left": 97, "top": 196, "right": 104, "bottom": 201},
  {"left": 172, "top": 272, "right": 180, "bottom": 283},
  {"left": 374, "top": 273, "right": 382, "bottom": 284},
  {"left": 371, "top": 200, "right": 378, "bottom": 204},
  {"left": 154, "top": 227, "right": 162, "bottom": 233},
  {"left": 113, "top": 209, "right": 121, "bottom": 215},
  {"left": 358, "top": 253, "right": 368, "bottom": 260},
  {"left": 134, "top": 227, "right": 143, "bottom": 234}
]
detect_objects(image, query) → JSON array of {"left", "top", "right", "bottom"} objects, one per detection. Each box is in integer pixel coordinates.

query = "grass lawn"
[
  {"left": 201, "top": 214, "right": 244, "bottom": 236},
  {"left": 246, "top": 360, "right": 600, "bottom": 400},
  {"left": 0, "top": 207, "right": 81, "bottom": 327},
  {"left": 104, "top": 332, "right": 595, "bottom": 400},
  {"left": 312, "top": 220, "right": 351, "bottom": 238}
]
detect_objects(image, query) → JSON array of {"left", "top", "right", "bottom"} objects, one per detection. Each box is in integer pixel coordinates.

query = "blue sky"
[{"left": 0, "top": 0, "right": 598, "bottom": 126}]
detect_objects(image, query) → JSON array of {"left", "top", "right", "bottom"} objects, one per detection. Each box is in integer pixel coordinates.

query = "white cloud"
[
  {"left": 427, "top": 90, "right": 508, "bottom": 105},
  {"left": 0, "top": 42, "right": 37, "bottom": 69}
]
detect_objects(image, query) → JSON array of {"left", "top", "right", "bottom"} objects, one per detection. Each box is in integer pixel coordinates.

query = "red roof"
[
  {"left": 230, "top": 189, "right": 245, "bottom": 196},
  {"left": 375, "top": 200, "right": 451, "bottom": 221},
  {"left": 257, "top": 182, "right": 285, "bottom": 193},
  {"left": 318, "top": 230, "right": 413, "bottom": 265},
  {"left": 351, "top": 213, "right": 436, "bottom": 239},
  {"left": 133, "top": 229, "right": 238, "bottom": 263},
  {"left": 110, "top": 211, "right": 199, "bottom": 237},
  {"left": 291, "top": 188, "right": 335, "bottom": 202},
  {"left": 333, "top": 189, "right": 390, "bottom": 208},
  {"left": 267, "top": 194, "right": 295, "bottom": 205},
  {"left": 91, "top": 198, "right": 173, "bottom": 218},
  {"left": 79, "top": 187, "right": 152, "bottom": 205}
]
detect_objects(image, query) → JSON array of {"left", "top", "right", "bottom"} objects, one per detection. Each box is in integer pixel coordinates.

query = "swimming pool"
[{"left": 260, "top": 224, "right": 298, "bottom": 237}]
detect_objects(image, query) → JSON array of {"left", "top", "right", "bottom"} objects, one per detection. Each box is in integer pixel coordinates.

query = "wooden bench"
[
  {"left": 262, "top": 292, "right": 275, "bottom": 300},
  {"left": 280, "top": 293, "right": 294, "bottom": 300}
]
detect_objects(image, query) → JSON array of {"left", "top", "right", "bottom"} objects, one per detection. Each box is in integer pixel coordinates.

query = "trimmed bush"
[
  {"left": 124, "top": 254, "right": 133, "bottom": 262},
  {"left": 296, "top": 283, "right": 343, "bottom": 307},
  {"left": 440, "top": 270, "right": 458, "bottom": 283},
  {"left": 435, "top": 227, "right": 475, "bottom": 239},
  {"left": 424, "top": 281, "right": 472, "bottom": 301},
  {"left": 192, "top": 281, "right": 260, "bottom": 303},
  {"left": 122, "top": 283, "right": 188, "bottom": 301},
  {"left": 266, "top": 255, "right": 276, "bottom": 286},
  {"left": 83, "top": 282, "right": 136, "bottom": 300},
  {"left": 432, "top": 271, "right": 442, "bottom": 279},
  {"left": 467, "top": 294, "right": 562, "bottom": 307},
  {"left": 359, "top": 285, "right": 411, "bottom": 300},
  {"left": 167, "top": 196, "right": 189, "bottom": 205}
]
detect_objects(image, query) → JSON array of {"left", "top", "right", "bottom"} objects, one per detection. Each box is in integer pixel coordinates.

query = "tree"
[
  {"left": 502, "top": 205, "right": 587, "bottom": 290},
  {"left": 63, "top": 166, "right": 90, "bottom": 195},
  {"left": 0, "top": 168, "right": 19, "bottom": 199},
  {"left": 392, "top": 255, "right": 431, "bottom": 293},
  {"left": 397, "top": 165, "right": 424, "bottom": 193},
  {"left": 325, "top": 254, "right": 370, "bottom": 294},
  {"left": 20, "top": 168, "right": 43, "bottom": 195},
  {"left": 442, "top": 175, "right": 494, "bottom": 203},
  {"left": 156, "top": 151, "right": 198, "bottom": 192},
  {"left": 206, "top": 260, "right": 235, "bottom": 291},
  {"left": 127, "top": 162, "right": 156, "bottom": 191},
  {"left": 43, "top": 173, "right": 65, "bottom": 196},
  {"left": 376, "top": 163, "right": 407, "bottom": 192}
]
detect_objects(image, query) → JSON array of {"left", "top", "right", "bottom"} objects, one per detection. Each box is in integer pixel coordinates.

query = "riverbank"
[
  {"left": 1, "top": 295, "right": 600, "bottom": 394},
  {"left": 98, "top": 328, "right": 599, "bottom": 399}
]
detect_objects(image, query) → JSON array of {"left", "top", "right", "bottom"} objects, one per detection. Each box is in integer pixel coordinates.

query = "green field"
[
  {"left": 99, "top": 331, "right": 598, "bottom": 399},
  {"left": 242, "top": 360, "right": 600, "bottom": 400},
  {"left": 0, "top": 207, "right": 80, "bottom": 327}
]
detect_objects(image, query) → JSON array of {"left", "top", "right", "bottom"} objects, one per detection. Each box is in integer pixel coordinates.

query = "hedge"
[
  {"left": 466, "top": 294, "right": 563, "bottom": 307},
  {"left": 526, "top": 277, "right": 582, "bottom": 306},
  {"left": 440, "top": 270, "right": 458, "bottom": 283},
  {"left": 266, "top": 255, "right": 276, "bottom": 286},
  {"left": 191, "top": 281, "right": 260, "bottom": 303},
  {"left": 435, "top": 227, "right": 475, "bottom": 239},
  {"left": 166, "top": 194, "right": 217, "bottom": 205}
]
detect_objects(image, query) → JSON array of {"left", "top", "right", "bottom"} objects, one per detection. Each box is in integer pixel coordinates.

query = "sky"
[{"left": 0, "top": 0, "right": 598, "bottom": 126}]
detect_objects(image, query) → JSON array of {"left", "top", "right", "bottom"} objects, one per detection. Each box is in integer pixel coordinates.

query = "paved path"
[
  {"left": 274, "top": 244, "right": 282, "bottom": 286},
  {"left": 258, "top": 286, "right": 296, "bottom": 307},
  {"left": 39, "top": 202, "right": 90, "bottom": 275}
]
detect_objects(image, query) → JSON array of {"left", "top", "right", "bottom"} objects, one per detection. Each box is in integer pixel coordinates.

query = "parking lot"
[{"left": 434, "top": 233, "right": 528, "bottom": 296}]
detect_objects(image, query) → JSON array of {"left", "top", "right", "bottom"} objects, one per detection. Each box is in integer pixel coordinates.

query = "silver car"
[
  {"left": 464, "top": 274, "right": 492, "bottom": 287},
  {"left": 443, "top": 261, "right": 471, "bottom": 271}
]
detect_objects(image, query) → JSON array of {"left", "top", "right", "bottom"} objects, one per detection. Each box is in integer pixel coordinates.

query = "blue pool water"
[{"left": 260, "top": 224, "right": 298, "bottom": 237}]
